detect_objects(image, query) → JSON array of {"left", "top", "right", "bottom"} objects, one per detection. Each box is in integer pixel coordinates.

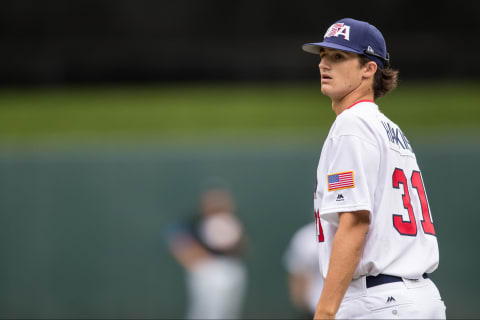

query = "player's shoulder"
[
  {"left": 376, "top": 111, "right": 416, "bottom": 155},
  {"left": 338, "top": 100, "right": 379, "bottom": 122},
  {"left": 330, "top": 101, "right": 380, "bottom": 141}
]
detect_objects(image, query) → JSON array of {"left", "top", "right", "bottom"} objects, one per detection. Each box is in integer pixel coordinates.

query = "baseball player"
[
  {"left": 166, "top": 187, "right": 248, "bottom": 319},
  {"left": 302, "top": 18, "right": 446, "bottom": 319}
]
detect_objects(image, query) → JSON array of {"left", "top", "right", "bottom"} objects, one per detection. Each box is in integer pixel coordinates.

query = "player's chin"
[{"left": 320, "top": 84, "right": 332, "bottom": 96}]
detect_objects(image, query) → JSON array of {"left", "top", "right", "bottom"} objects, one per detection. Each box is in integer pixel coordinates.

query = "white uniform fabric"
[
  {"left": 186, "top": 257, "right": 247, "bottom": 319},
  {"left": 283, "top": 222, "right": 323, "bottom": 313},
  {"left": 314, "top": 100, "right": 445, "bottom": 318},
  {"left": 336, "top": 277, "right": 446, "bottom": 319}
]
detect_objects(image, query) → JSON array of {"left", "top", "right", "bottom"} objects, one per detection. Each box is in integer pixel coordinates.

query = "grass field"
[{"left": 0, "top": 81, "right": 479, "bottom": 147}]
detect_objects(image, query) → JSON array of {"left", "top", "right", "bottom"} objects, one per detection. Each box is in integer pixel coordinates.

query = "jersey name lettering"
[{"left": 381, "top": 120, "right": 413, "bottom": 152}]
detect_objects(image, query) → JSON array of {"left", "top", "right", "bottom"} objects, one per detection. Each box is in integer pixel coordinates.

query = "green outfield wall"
[{"left": 0, "top": 141, "right": 478, "bottom": 319}]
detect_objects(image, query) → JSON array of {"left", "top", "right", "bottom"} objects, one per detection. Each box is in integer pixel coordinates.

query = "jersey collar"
[{"left": 347, "top": 99, "right": 375, "bottom": 110}]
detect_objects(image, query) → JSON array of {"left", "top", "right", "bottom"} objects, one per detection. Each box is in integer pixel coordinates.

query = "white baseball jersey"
[{"left": 314, "top": 100, "right": 439, "bottom": 280}]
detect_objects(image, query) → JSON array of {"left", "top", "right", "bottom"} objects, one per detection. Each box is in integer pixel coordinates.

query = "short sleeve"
[{"left": 319, "top": 134, "right": 380, "bottom": 225}]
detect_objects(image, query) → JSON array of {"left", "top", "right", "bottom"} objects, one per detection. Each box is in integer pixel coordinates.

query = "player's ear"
[{"left": 363, "top": 61, "right": 377, "bottom": 79}]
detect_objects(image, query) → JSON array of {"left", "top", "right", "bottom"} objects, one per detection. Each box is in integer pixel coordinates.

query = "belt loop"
[{"left": 361, "top": 274, "right": 367, "bottom": 290}]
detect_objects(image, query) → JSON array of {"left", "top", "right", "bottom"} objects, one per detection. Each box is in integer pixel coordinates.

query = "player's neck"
[{"left": 331, "top": 85, "right": 374, "bottom": 116}]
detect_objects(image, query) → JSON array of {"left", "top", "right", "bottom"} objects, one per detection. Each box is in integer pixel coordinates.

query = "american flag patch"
[{"left": 327, "top": 171, "right": 355, "bottom": 191}]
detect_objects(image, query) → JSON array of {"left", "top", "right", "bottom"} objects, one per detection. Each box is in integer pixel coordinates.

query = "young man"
[{"left": 303, "top": 18, "right": 446, "bottom": 319}]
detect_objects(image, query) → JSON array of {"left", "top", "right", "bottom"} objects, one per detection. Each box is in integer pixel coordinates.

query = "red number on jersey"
[
  {"left": 314, "top": 209, "right": 325, "bottom": 242},
  {"left": 392, "top": 168, "right": 436, "bottom": 236},
  {"left": 411, "top": 170, "right": 436, "bottom": 235},
  {"left": 392, "top": 168, "right": 417, "bottom": 236}
]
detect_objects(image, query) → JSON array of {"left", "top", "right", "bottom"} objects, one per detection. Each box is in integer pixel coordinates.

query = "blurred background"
[{"left": 0, "top": 0, "right": 479, "bottom": 319}]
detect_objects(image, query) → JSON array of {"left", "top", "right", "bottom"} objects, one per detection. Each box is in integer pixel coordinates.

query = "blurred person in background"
[
  {"left": 283, "top": 222, "right": 323, "bottom": 319},
  {"left": 166, "top": 184, "right": 248, "bottom": 319}
]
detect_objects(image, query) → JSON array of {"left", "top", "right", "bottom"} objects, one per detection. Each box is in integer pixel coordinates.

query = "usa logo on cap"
[
  {"left": 324, "top": 23, "right": 351, "bottom": 40},
  {"left": 302, "top": 18, "right": 390, "bottom": 69}
]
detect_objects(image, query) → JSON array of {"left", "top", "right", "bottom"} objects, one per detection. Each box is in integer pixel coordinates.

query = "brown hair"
[{"left": 359, "top": 56, "right": 399, "bottom": 99}]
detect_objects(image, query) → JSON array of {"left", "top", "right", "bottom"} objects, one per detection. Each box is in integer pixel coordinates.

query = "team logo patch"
[
  {"left": 327, "top": 171, "right": 355, "bottom": 191},
  {"left": 324, "top": 23, "right": 351, "bottom": 40}
]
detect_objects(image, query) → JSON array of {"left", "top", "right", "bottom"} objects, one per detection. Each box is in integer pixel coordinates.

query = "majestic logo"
[
  {"left": 336, "top": 194, "right": 344, "bottom": 201},
  {"left": 324, "top": 23, "right": 351, "bottom": 40},
  {"left": 387, "top": 296, "right": 396, "bottom": 303}
]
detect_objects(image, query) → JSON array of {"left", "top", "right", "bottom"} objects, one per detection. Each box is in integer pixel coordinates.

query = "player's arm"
[
  {"left": 166, "top": 226, "right": 211, "bottom": 271},
  {"left": 169, "top": 237, "right": 211, "bottom": 271},
  {"left": 314, "top": 210, "right": 370, "bottom": 320}
]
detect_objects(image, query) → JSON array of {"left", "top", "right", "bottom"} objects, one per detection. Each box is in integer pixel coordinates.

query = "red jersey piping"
[{"left": 347, "top": 99, "right": 375, "bottom": 110}]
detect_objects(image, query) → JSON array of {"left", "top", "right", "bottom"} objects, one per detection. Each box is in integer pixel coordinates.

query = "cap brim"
[{"left": 302, "top": 41, "right": 362, "bottom": 55}]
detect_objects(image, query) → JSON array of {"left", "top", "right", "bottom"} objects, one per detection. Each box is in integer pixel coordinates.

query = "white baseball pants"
[{"left": 335, "top": 276, "right": 446, "bottom": 319}]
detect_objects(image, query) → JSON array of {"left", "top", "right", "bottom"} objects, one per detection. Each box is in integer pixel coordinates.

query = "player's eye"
[{"left": 334, "top": 53, "right": 343, "bottom": 60}]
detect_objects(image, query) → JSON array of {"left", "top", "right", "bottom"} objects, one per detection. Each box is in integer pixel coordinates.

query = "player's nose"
[{"left": 319, "top": 59, "right": 329, "bottom": 73}]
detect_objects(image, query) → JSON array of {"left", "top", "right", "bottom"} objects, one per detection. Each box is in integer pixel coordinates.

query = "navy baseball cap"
[{"left": 302, "top": 18, "right": 390, "bottom": 69}]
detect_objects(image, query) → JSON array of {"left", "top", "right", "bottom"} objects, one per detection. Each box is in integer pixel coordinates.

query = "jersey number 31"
[{"left": 392, "top": 168, "right": 435, "bottom": 236}]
